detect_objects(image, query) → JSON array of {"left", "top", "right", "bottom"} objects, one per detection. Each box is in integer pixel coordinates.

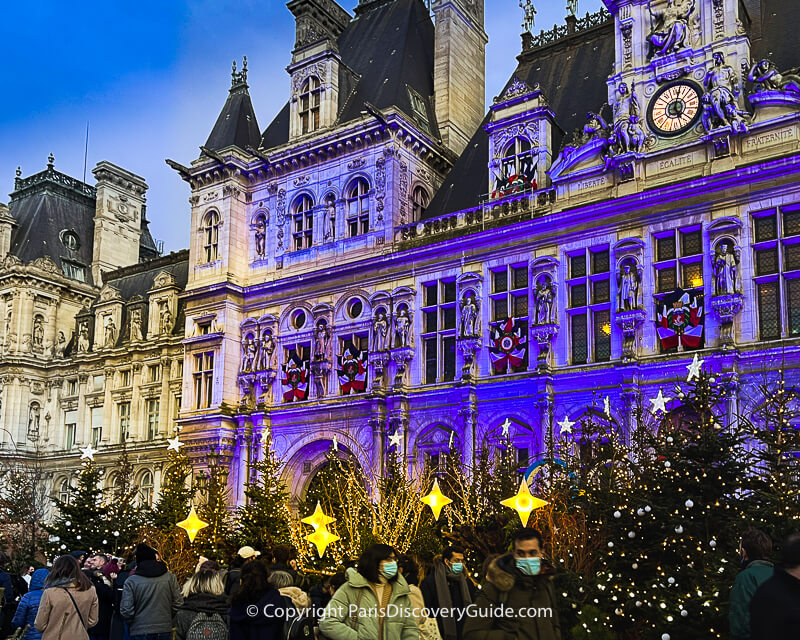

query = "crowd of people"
[{"left": 0, "top": 527, "right": 798, "bottom": 640}]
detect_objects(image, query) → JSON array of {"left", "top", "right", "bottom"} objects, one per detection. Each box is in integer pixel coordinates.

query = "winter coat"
[
  {"left": 420, "top": 562, "right": 476, "bottom": 640},
  {"left": 0, "top": 568, "right": 14, "bottom": 606},
  {"left": 85, "top": 570, "right": 116, "bottom": 637},
  {"left": 119, "top": 560, "right": 183, "bottom": 636},
  {"left": 750, "top": 567, "right": 800, "bottom": 640},
  {"left": 729, "top": 559, "right": 773, "bottom": 640},
  {"left": 318, "top": 570, "right": 419, "bottom": 640},
  {"left": 279, "top": 586, "right": 311, "bottom": 612},
  {"left": 173, "top": 592, "right": 229, "bottom": 640},
  {"left": 229, "top": 587, "right": 286, "bottom": 640},
  {"left": 12, "top": 569, "right": 49, "bottom": 640},
  {"left": 34, "top": 584, "right": 99, "bottom": 640},
  {"left": 462, "top": 554, "right": 561, "bottom": 640}
]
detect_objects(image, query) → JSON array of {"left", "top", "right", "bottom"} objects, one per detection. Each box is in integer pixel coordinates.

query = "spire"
[{"left": 204, "top": 57, "right": 261, "bottom": 152}]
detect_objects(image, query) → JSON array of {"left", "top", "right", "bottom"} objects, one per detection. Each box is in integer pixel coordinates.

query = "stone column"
[
  {"left": 77, "top": 373, "right": 89, "bottom": 448},
  {"left": 131, "top": 363, "right": 143, "bottom": 441}
]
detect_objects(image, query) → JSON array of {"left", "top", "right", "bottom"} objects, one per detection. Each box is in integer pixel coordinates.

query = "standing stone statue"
[
  {"left": 261, "top": 330, "right": 277, "bottom": 369},
  {"left": 53, "top": 331, "right": 67, "bottom": 359},
  {"left": 77, "top": 322, "right": 90, "bottom": 352},
  {"left": 702, "top": 52, "right": 748, "bottom": 133},
  {"left": 104, "top": 317, "right": 117, "bottom": 348},
  {"left": 459, "top": 292, "right": 480, "bottom": 337},
  {"left": 160, "top": 307, "right": 173, "bottom": 335},
  {"left": 314, "top": 320, "right": 331, "bottom": 361},
  {"left": 566, "top": 0, "right": 578, "bottom": 17},
  {"left": 373, "top": 311, "right": 389, "bottom": 351},
  {"left": 129, "top": 309, "right": 143, "bottom": 341},
  {"left": 33, "top": 316, "right": 44, "bottom": 348},
  {"left": 612, "top": 83, "right": 646, "bottom": 154},
  {"left": 324, "top": 196, "right": 336, "bottom": 241},
  {"left": 241, "top": 335, "right": 256, "bottom": 372},
  {"left": 647, "top": 0, "right": 695, "bottom": 57},
  {"left": 394, "top": 307, "right": 411, "bottom": 348},
  {"left": 713, "top": 243, "right": 740, "bottom": 295},
  {"left": 533, "top": 276, "right": 556, "bottom": 325},
  {"left": 28, "top": 404, "right": 40, "bottom": 435},
  {"left": 617, "top": 262, "right": 642, "bottom": 311},
  {"left": 255, "top": 217, "right": 266, "bottom": 258}
]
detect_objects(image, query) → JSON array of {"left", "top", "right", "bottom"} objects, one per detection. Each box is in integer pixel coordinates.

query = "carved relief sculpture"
[
  {"left": 459, "top": 291, "right": 480, "bottom": 338},
  {"left": 702, "top": 53, "right": 749, "bottom": 134},
  {"left": 533, "top": 275, "right": 556, "bottom": 325},
  {"left": 647, "top": 0, "right": 695, "bottom": 57},
  {"left": 77, "top": 322, "right": 90, "bottom": 352},
  {"left": 129, "top": 309, "right": 143, "bottom": 341},
  {"left": 394, "top": 307, "right": 412, "bottom": 348},
  {"left": 314, "top": 320, "right": 331, "bottom": 361},
  {"left": 747, "top": 59, "right": 800, "bottom": 95},
  {"left": 712, "top": 241, "right": 741, "bottom": 295},
  {"left": 373, "top": 311, "right": 389, "bottom": 352},
  {"left": 617, "top": 261, "right": 643, "bottom": 311},
  {"left": 53, "top": 331, "right": 66, "bottom": 359}
]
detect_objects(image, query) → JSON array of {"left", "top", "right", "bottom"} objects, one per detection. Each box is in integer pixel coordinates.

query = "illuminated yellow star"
[
  {"left": 301, "top": 501, "right": 336, "bottom": 531},
  {"left": 307, "top": 525, "right": 340, "bottom": 557},
  {"left": 421, "top": 479, "right": 453, "bottom": 520},
  {"left": 501, "top": 479, "right": 548, "bottom": 526},
  {"left": 176, "top": 506, "right": 209, "bottom": 543}
]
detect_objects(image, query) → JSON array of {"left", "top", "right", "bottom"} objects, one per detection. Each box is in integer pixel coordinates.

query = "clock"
[{"left": 646, "top": 81, "right": 703, "bottom": 138}]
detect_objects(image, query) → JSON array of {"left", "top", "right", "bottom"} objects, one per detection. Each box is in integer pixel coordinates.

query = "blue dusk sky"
[{"left": 0, "top": 0, "right": 603, "bottom": 253}]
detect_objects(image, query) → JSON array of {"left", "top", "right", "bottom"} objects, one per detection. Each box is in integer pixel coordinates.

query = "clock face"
[{"left": 647, "top": 81, "right": 703, "bottom": 138}]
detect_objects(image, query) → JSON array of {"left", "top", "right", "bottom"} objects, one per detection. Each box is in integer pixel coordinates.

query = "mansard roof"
[
  {"left": 205, "top": 60, "right": 262, "bottom": 152},
  {"left": 102, "top": 249, "right": 189, "bottom": 299},
  {"left": 425, "top": 0, "right": 800, "bottom": 221},
  {"left": 260, "top": 0, "right": 437, "bottom": 150}
]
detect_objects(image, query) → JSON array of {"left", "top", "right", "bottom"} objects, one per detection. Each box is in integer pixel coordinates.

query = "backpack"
[
  {"left": 286, "top": 610, "right": 315, "bottom": 640},
  {"left": 186, "top": 612, "right": 229, "bottom": 640}
]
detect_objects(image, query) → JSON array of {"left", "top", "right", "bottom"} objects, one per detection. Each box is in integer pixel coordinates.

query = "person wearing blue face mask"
[
  {"left": 420, "top": 546, "right": 475, "bottom": 640},
  {"left": 463, "top": 528, "right": 561, "bottom": 640},
  {"left": 319, "top": 544, "right": 418, "bottom": 640}
]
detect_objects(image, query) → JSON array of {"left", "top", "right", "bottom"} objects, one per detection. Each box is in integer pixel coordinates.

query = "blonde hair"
[{"left": 182, "top": 570, "right": 224, "bottom": 598}]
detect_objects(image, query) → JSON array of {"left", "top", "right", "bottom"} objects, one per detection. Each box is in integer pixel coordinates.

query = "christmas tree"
[
  {"left": 150, "top": 450, "right": 194, "bottom": 532},
  {"left": 45, "top": 461, "right": 107, "bottom": 556},
  {"left": 235, "top": 439, "right": 291, "bottom": 553},
  {"left": 194, "top": 449, "right": 234, "bottom": 560},
  {"left": 105, "top": 442, "right": 146, "bottom": 554}
]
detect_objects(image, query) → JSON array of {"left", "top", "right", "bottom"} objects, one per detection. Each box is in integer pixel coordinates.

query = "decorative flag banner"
[
  {"left": 657, "top": 288, "right": 704, "bottom": 351},
  {"left": 337, "top": 346, "right": 367, "bottom": 395},
  {"left": 489, "top": 317, "right": 527, "bottom": 374},
  {"left": 281, "top": 355, "right": 309, "bottom": 402},
  {"left": 492, "top": 157, "right": 538, "bottom": 199}
]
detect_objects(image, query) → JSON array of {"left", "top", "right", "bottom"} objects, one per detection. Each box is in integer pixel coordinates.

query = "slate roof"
[
  {"left": 259, "top": 0, "right": 438, "bottom": 151},
  {"left": 205, "top": 77, "right": 262, "bottom": 152},
  {"left": 425, "top": 0, "right": 800, "bottom": 220}
]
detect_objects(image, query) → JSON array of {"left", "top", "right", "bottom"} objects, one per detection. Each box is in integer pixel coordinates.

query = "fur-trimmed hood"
[{"left": 485, "top": 553, "right": 556, "bottom": 592}]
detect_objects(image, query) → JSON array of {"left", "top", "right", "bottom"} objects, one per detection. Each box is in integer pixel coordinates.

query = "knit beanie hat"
[{"left": 135, "top": 544, "right": 157, "bottom": 564}]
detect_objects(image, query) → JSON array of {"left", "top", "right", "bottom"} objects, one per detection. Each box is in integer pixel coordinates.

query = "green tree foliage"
[
  {"left": 45, "top": 462, "right": 107, "bottom": 556},
  {"left": 105, "top": 442, "right": 147, "bottom": 554},
  {"left": 150, "top": 450, "right": 194, "bottom": 532}
]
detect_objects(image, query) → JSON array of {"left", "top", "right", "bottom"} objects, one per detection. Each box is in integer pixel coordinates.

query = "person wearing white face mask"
[
  {"left": 463, "top": 528, "right": 561, "bottom": 640},
  {"left": 420, "top": 547, "right": 475, "bottom": 640}
]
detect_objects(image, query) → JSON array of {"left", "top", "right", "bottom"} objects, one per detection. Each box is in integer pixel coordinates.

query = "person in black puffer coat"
[
  {"left": 229, "top": 560, "right": 285, "bottom": 640},
  {"left": 173, "top": 569, "right": 229, "bottom": 640}
]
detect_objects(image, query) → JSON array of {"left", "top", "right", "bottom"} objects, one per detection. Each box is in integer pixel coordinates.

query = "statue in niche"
[
  {"left": 617, "top": 261, "right": 643, "bottom": 311},
  {"left": 77, "top": 322, "right": 90, "bottom": 352},
  {"left": 533, "top": 275, "right": 556, "bottom": 325},
  {"left": 28, "top": 404, "right": 40, "bottom": 435},
  {"left": 611, "top": 83, "right": 646, "bottom": 154},
  {"left": 373, "top": 311, "right": 389, "bottom": 351},
  {"left": 314, "top": 320, "right": 330, "bottom": 361},
  {"left": 260, "top": 330, "right": 277, "bottom": 370},
  {"left": 712, "top": 242, "right": 741, "bottom": 295},
  {"left": 53, "top": 331, "right": 66, "bottom": 359},
  {"left": 459, "top": 291, "right": 480, "bottom": 338},
  {"left": 647, "top": 0, "right": 695, "bottom": 57},
  {"left": 33, "top": 316, "right": 44, "bottom": 348},
  {"left": 241, "top": 334, "right": 257, "bottom": 372},
  {"left": 104, "top": 317, "right": 117, "bottom": 348},
  {"left": 394, "top": 307, "right": 411, "bottom": 348},
  {"left": 4, "top": 310, "right": 11, "bottom": 340},
  {"left": 129, "top": 309, "right": 143, "bottom": 341},
  {"left": 255, "top": 217, "right": 266, "bottom": 259},
  {"left": 702, "top": 52, "right": 749, "bottom": 134},
  {"left": 747, "top": 59, "right": 800, "bottom": 95},
  {"left": 160, "top": 306, "right": 173, "bottom": 336},
  {"left": 20, "top": 334, "right": 31, "bottom": 353},
  {"left": 324, "top": 196, "right": 336, "bottom": 242}
]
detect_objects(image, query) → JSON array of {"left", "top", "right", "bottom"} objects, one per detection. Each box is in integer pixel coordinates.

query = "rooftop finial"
[
  {"left": 230, "top": 56, "right": 248, "bottom": 91},
  {"left": 47, "top": 153, "right": 55, "bottom": 168},
  {"left": 566, "top": 0, "right": 578, "bottom": 17},
  {"left": 520, "top": 0, "right": 537, "bottom": 33},
  {"left": 15, "top": 166, "right": 22, "bottom": 178}
]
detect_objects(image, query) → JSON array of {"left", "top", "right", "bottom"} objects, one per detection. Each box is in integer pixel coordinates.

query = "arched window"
[
  {"left": 346, "top": 178, "right": 370, "bottom": 237},
  {"left": 412, "top": 186, "right": 429, "bottom": 220},
  {"left": 139, "top": 471, "right": 154, "bottom": 506},
  {"left": 202, "top": 211, "right": 220, "bottom": 263},
  {"left": 299, "top": 77, "right": 321, "bottom": 134},
  {"left": 58, "top": 479, "right": 70, "bottom": 505},
  {"left": 501, "top": 137, "right": 536, "bottom": 192},
  {"left": 292, "top": 195, "right": 314, "bottom": 251}
]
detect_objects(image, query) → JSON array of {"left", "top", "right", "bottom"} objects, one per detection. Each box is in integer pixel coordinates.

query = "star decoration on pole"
[
  {"left": 557, "top": 416, "right": 575, "bottom": 436},
  {"left": 166, "top": 436, "right": 184, "bottom": 452},
  {"left": 301, "top": 502, "right": 335, "bottom": 531},
  {"left": 421, "top": 479, "right": 453, "bottom": 520},
  {"left": 603, "top": 396, "right": 611, "bottom": 418},
  {"left": 686, "top": 352, "right": 704, "bottom": 382},
  {"left": 177, "top": 505, "right": 209, "bottom": 543},
  {"left": 307, "top": 527, "right": 340, "bottom": 557},
  {"left": 650, "top": 389, "right": 672, "bottom": 414},
  {"left": 388, "top": 430, "right": 402, "bottom": 449},
  {"left": 79, "top": 444, "right": 98, "bottom": 461},
  {"left": 501, "top": 418, "right": 512, "bottom": 438},
  {"left": 501, "top": 479, "right": 549, "bottom": 527}
]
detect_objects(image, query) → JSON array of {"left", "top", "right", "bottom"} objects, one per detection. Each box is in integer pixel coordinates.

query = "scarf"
[
  {"left": 45, "top": 577, "right": 76, "bottom": 589},
  {"left": 372, "top": 578, "right": 393, "bottom": 640},
  {"left": 434, "top": 563, "right": 472, "bottom": 640}
]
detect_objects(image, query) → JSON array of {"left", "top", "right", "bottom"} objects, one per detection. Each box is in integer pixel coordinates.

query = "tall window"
[
  {"left": 145, "top": 399, "right": 160, "bottom": 440},
  {"left": 292, "top": 195, "right": 314, "bottom": 251},
  {"left": 149, "top": 364, "right": 161, "bottom": 383},
  {"left": 421, "top": 281, "right": 457, "bottom": 383},
  {"left": 299, "top": 76, "right": 321, "bottom": 134},
  {"left": 567, "top": 247, "right": 611, "bottom": 364},
  {"left": 64, "top": 410, "right": 77, "bottom": 450},
  {"left": 139, "top": 471, "right": 154, "bottom": 506},
  {"left": 119, "top": 370, "right": 131, "bottom": 388},
  {"left": 118, "top": 402, "right": 131, "bottom": 442},
  {"left": 501, "top": 137, "right": 535, "bottom": 190},
  {"left": 58, "top": 479, "right": 70, "bottom": 505},
  {"left": 66, "top": 379, "right": 78, "bottom": 395},
  {"left": 412, "top": 186, "right": 429, "bottom": 220},
  {"left": 338, "top": 333, "right": 369, "bottom": 395},
  {"left": 346, "top": 178, "right": 370, "bottom": 237},
  {"left": 91, "top": 407, "right": 104, "bottom": 448},
  {"left": 488, "top": 264, "right": 529, "bottom": 374},
  {"left": 203, "top": 211, "right": 220, "bottom": 263},
  {"left": 753, "top": 207, "right": 800, "bottom": 340},
  {"left": 193, "top": 352, "right": 214, "bottom": 409}
]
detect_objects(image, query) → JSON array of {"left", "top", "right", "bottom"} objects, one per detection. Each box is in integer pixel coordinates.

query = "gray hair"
[{"left": 269, "top": 570, "right": 294, "bottom": 588}]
